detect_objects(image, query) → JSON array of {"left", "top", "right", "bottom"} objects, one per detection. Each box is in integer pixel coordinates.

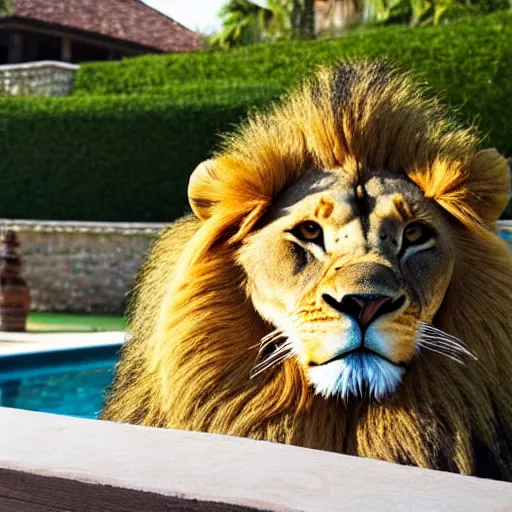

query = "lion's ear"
[
  {"left": 467, "top": 148, "right": 511, "bottom": 223},
  {"left": 188, "top": 159, "right": 219, "bottom": 221},
  {"left": 188, "top": 157, "right": 270, "bottom": 240}
]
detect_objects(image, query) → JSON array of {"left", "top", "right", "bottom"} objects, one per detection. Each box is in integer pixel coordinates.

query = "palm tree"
[
  {"left": 210, "top": 0, "right": 275, "bottom": 48},
  {"left": 266, "top": 0, "right": 294, "bottom": 38},
  {"left": 291, "top": 0, "right": 316, "bottom": 38},
  {"left": 211, "top": 0, "right": 314, "bottom": 48},
  {"left": 362, "top": 0, "right": 409, "bottom": 23}
]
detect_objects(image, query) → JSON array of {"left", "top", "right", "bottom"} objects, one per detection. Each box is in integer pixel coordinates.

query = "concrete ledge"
[
  {"left": 0, "top": 331, "right": 126, "bottom": 358},
  {"left": 0, "top": 407, "right": 510, "bottom": 511},
  {"left": 0, "top": 60, "right": 79, "bottom": 71},
  {"left": 0, "top": 218, "right": 165, "bottom": 236}
]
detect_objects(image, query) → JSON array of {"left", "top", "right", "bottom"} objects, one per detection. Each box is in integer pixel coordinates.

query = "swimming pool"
[{"left": 0, "top": 346, "right": 118, "bottom": 419}]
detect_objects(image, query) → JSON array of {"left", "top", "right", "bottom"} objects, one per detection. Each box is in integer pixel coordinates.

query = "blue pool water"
[
  {"left": 500, "top": 230, "right": 512, "bottom": 242},
  {"left": 0, "top": 346, "right": 118, "bottom": 419}
]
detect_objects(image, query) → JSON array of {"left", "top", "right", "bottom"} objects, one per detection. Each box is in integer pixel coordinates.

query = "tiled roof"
[{"left": 6, "top": 0, "right": 201, "bottom": 52}]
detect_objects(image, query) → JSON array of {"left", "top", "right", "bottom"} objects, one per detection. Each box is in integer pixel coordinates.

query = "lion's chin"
[{"left": 308, "top": 352, "right": 405, "bottom": 400}]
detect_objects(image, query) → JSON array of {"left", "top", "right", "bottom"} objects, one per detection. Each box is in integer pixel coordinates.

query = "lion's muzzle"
[{"left": 302, "top": 263, "right": 413, "bottom": 398}]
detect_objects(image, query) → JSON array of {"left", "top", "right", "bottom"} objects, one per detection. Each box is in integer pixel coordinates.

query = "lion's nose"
[{"left": 322, "top": 293, "right": 405, "bottom": 329}]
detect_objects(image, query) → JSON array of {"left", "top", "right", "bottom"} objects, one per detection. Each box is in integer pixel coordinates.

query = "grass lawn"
[{"left": 26, "top": 312, "right": 126, "bottom": 333}]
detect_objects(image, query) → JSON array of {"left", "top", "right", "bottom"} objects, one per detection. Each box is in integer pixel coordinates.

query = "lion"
[{"left": 102, "top": 60, "right": 512, "bottom": 481}]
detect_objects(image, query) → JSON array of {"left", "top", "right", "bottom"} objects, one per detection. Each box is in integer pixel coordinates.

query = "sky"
[{"left": 143, "top": 0, "right": 267, "bottom": 34}]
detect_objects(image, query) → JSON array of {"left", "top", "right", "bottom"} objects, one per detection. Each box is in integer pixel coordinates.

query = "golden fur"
[{"left": 102, "top": 61, "right": 512, "bottom": 480}]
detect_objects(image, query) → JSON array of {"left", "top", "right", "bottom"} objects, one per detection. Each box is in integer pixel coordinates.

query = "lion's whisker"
[
  {"left": 258, "top": 333, "right": 287, "bottom": 353},
  {"left": 258, "top": 338, "right": 292, "bottom": 356},
  {"left": 418, "top": 334, "right": 469, "bottom": 352},
  {"left": 419, "top": 323, "right": 478, "bottom": 360},
  {"left": 261, "top": 328, "right": 284, "bottom": 344},
  {"left": 248, "top": 328, "right": 286, "bottom": 351},
  {"left": 250, "top": 353, "right": 293, "bottom": 378},
  {"left": 417, "top": 343, "right": 465, "bottom": 365},
  {"left": 418, "top": 335, "right": 477, "bottom": 359},
  {"left": 421, "top": 331, "right": 471, "bottom": 351},
  {"left": 250, "top": 340, "right": 294, "bottom": 378},
  {"left": 257, "top": 336, "right": 288, "bottom": 356},
  {"left": 420, "top": 324, "right": 471, "bottom": 349},
  {"left": 418, "top": 339, "right": 466, "bottom": 359},
  {"left": 266, "top": 342, "right": 292, "bottom": 357},
  {"left": 419, "top": 334, "right": 477, "bottom": 359},
  {"left": 252, "top": 350, "right": 290, "bottom": 370},
  {"left": 419, "top": 343, "right": 471, "bottom": 362}
]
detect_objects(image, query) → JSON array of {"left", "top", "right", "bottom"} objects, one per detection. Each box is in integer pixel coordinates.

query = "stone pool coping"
[
  {"left": 0, "top": 331, "right": 126, "bottom": 358},
  {"left": 0, "top": 407, "right": 510, "bottom": 511}
]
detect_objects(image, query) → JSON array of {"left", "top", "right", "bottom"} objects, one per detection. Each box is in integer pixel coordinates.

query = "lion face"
[{"left": 237, "top": 168, "right": 455, "bottom": 399}]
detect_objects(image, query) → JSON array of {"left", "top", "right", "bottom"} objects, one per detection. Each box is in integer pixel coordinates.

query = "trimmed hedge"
[
  {"left": 74, "top": 11, "right": 512, "bottom": 159},
  {"left": 74, "top": 12, "right": 512, "bottom": 94},
  {"left": 0, "top": 95, "right": 265, "bottom": 221},
  {"left": 1, "top": 11, "right": 511, "bottom": 221}
]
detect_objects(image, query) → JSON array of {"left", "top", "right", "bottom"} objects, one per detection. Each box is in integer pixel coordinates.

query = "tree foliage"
[
  {"left": 211, "top": 0, "right": 315, "bottom": 48},
  {"left": 0, "top": 0, "right": 11, "bottom": 15},
  {"left": 210, "top": 0, "right": 271, "bottom": 48},
  {"left": 365, "top": 0, "right": 511, "bottom": 26},
  {"left": 212, "top": 0, "right": 510, "bottom": 49}
]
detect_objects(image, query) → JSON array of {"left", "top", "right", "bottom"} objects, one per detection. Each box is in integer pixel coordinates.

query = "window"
[{"left": 71, "top": 42, "right": 109, "bottom": 63}]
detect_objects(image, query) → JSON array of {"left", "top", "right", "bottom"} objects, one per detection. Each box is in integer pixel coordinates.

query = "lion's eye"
[
  {"left": 291, "top": 221, "right": 324, "bottom": 247},
  {"left": 403, "top": 222, "right": 433, "bottom": 246},
  {"left": 298, "top": 221, "right": 322, "bottom": 241}
]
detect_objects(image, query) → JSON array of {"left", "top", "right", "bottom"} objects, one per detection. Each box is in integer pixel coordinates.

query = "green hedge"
[
  {"left": 72, "top": 11, "right": 512, "bottom": 159},
  {"left": 75, "top": 12, "right": 512, "bottom": 95},
  {"left": 0, "top": 95, "right": 264, "bottom": 221},
  {"left": 0, "top": 11, "right": 510, "bottom": 221},
  {"left": 76, "top": 12, "right": 512, "bottom": 157}
]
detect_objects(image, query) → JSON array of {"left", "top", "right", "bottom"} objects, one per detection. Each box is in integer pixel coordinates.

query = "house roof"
[{"left": 5, "top": 0, "right": 201, "bottom": 52}]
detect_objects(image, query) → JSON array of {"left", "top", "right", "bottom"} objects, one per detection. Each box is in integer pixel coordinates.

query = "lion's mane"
[{"left": 102, "top": 61, "right": 512, "bottom": 480}]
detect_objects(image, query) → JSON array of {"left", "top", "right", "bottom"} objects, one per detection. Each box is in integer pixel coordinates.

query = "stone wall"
[
  {"left": 0, "top": 60, "right": 79, "bottom": 97},
  {"left": 0, "top": 219, "right": 165, "bottom": 315},
  {"left": 0, "top": 218, "right": 510, "bottom": 316}
]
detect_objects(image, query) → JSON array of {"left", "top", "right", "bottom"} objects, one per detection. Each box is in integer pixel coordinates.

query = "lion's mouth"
[{"left": 310, "top": 346, "right": 407, "bottom": 369}]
